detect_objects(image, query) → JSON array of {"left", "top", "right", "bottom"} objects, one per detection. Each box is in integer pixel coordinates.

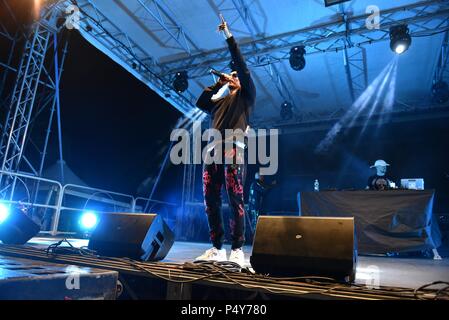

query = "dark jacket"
[{"left": 196, "top": 36, "right": 256, "bottom": 135}]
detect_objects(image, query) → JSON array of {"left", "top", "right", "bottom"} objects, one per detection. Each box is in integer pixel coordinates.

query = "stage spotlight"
[
  {"left": 0, "top": 203, "right": 10, "bottom": 224},
  {"left": 173, "top": 71, "right": 189, "bottom": 93},
  {"left": 0, "top": 205, "right": 40, "bottom": 244},
  {"left": 80, "top": 211, "right": 98, "bottom": 230},
  {"left": 432, "top": 81, "right": 449, "bottom": 104},
  {"left": 280, "top": 101, "right": 293, "bottom": 120},
  {"left": 289, "top": 46, "right": 306, "bottom": 71},
  {"left": 390, "top": 25, "right": 411, "bottom": 55}
]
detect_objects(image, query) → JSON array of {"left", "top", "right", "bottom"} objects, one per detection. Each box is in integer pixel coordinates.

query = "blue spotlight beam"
[
  {"left": 316, "top": 58, "right": 398, "bottom": 153},
  {"left": 355, "top": 59, "right": 398, "bottom": 142}
]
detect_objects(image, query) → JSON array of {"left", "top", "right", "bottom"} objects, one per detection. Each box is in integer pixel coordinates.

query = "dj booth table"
[{"left": 298, "top": 190, "right": 442, "bottom": 254}]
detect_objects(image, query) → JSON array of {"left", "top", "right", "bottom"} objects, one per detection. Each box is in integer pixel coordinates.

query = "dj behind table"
[{"left": 297, "top": 160, "right": 442, "bottom": 257}]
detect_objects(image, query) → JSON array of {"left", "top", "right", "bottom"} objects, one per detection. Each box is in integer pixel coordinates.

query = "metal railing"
[{"left": 0, "top": 170, "right": 178, "bottom": 236}]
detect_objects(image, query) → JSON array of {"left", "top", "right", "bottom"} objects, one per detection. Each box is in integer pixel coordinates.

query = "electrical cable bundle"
[{"left": 44, "top": 239, "right": 448, "bottom": 300}]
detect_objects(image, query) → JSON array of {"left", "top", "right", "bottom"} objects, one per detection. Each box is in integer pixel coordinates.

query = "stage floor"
[{"left": 27, "top": 237, "right": 449, "bottom": 291}]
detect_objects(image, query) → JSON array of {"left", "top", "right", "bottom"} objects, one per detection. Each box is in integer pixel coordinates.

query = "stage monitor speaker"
[
  {"left": 250, "top": 216, "right": 357, "bottom": 281},
  {"left": 0, "top": 208, "right": 41, "bottom": 245},
  {"left": 88, "top": 213, "right": 174, "bottom": 261}
]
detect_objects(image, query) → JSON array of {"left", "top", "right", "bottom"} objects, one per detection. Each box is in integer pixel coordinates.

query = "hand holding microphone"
[
  {"left": 210, "top": 68, "right": 225, "bottom": 78},
  {"left": 210, "top": 68, "right": 233, "bottom": 85}
]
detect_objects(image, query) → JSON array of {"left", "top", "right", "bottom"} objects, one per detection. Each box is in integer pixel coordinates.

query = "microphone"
[{"left": 210, "top": 68, "right": 225, "bottom": 78}]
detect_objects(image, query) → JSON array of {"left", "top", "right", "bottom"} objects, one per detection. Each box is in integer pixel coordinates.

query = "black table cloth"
[{"left": 298, "top": 190, "right": 442, "bottom": 254}]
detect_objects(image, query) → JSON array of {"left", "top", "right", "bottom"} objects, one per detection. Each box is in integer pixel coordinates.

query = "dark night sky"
[{"left": 57, "top": 31, "right": 181, "bottom": 195}]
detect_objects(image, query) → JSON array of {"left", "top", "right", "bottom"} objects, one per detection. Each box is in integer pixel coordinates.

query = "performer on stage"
[
  {"left": 367, "top": 159, "right": 395, "bottom": 191},
  {"left": 195, "top": 15, "right": 256, "bottom": 266}
]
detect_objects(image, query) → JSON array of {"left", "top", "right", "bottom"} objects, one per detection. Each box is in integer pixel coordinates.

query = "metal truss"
[
  {"left": 433, "top": 29, "right": 449, "bottom": 84},
  {"left": 0, "top": 2, "right": 67, "bottom": 200},
  {"left": 0, "top": 0, "right": 21, "bottom": 108},
  {"left": 340, "top": 4, "right": 368, "bottom": 102},
  {"left": 262, "top": 60, "right": 298, "bottom": 110},
  {"left": 343, "top": 46, "right": 368, "bottom": 102},
  {"left": 70, "top": 0, "right": 448, "bottom": 126},
  {"left": 73, "top": 0, "right": 201, "bottom": 117},
  {"left": 161, "top": 0, "right": 449, "bottom": 78},
  {"left": 133, "top": 0, "right": 200, "bottom": 54}
]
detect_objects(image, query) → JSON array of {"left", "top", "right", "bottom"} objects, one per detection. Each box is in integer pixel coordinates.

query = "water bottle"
[{"left": 314, "top": 179, "right": 320, "bottom": 192}]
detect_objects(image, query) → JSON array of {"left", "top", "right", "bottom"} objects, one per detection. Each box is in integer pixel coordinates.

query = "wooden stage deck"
[{"left": 0, "top": 237, "right": 448, "bottom": 300}]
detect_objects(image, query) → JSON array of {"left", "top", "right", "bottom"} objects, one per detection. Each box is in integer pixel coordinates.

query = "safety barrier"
[{"left": 0, "top": 170, "right": 177, "bottom": 236}]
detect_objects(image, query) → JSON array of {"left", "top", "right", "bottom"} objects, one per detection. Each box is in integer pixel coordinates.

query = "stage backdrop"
[{"left": 298, "top": 190, "right": 442, "bottom": 254}]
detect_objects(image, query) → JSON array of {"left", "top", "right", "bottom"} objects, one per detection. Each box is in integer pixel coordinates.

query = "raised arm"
[{"left": 219, "top": 16, "right": 256, "bottom": 105}]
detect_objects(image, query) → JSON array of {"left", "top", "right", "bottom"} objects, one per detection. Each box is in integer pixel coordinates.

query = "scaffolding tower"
[{"left": 0, "top": 1, "right": 67, "bottom": 202}]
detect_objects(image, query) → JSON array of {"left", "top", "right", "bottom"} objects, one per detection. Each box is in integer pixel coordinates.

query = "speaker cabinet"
[
  {"left": 0, "top": 208, "right": 41, "bottom": 245},
  {"left": 250, "top": 216, "right": 357, "bottom": 281},
  {"left": 88, "top": 213, "right": 174, "bottom": 261}
]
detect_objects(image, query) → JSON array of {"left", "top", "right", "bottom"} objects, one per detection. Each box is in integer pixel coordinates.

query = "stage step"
[{"left": 0, "top": 255, "right": 118, "bottom": 300}]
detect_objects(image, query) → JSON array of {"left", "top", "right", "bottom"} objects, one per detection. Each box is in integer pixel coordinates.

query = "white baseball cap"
[{"left": 370, "top": 159, "right": 390, "bottom": 168}]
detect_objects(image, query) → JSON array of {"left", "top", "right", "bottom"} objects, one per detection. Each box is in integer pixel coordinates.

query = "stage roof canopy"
[{"left": 72, "top": 0, "right": 449, "bottom": 127}]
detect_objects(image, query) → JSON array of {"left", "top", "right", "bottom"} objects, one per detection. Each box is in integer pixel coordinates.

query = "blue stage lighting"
[
  {"left": 0, "top": 203, "right": 10, "bottom": 224},
  {"left": 390, "top": 25, "right": 411, "bottom": 55},
  {"left": 80, "top": 211, "right": 98, "bottom": 230},
  {"left": 280, "top": 101, "right": 294, "bottom": 120},
  {"left": 173, "top": 71, "right": 188, "bottom": 93},
  {"left": 289, "top": 46, "right": 306, "bottom": 71}
]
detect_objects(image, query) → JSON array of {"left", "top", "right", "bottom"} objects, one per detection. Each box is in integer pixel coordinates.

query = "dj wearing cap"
[{"left": 366, "top": 159, "right": 396, "bottom": 191}]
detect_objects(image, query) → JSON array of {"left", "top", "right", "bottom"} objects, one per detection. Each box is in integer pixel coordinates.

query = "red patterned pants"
[{"left": 203, "top": 147, "right": 246, "bottom": 250}]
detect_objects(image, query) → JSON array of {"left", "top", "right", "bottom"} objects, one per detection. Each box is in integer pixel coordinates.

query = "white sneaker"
[
  {"left": 229, "top": 248, "right": 245, "bottom": 266},
  {"left": 195, "top": 247, "right": 227, "bottom": 262}
]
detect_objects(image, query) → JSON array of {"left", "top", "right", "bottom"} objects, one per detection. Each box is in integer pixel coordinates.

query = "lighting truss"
[
  {"left": 0, "top": 5, "right": 58, "bottom": 198},
  {"left": 0, "top": 1, "right": 68, "bottom": 201},
  {"left": 72, "top": 0, "right": 203, "bottom": 117},
  {"left": 160, "top": 0, "right": 449, "bottom": 79}
]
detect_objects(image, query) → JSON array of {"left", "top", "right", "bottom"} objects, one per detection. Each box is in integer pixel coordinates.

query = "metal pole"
[
  {"left": 32, "top": 36, "right": 69, "bottom": 205},
  {"left": 144, "top": 140, "right": 174, "bottom": 212},
  {"left": 53, "top": 33, "right": 65, "bottom": 185}
]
